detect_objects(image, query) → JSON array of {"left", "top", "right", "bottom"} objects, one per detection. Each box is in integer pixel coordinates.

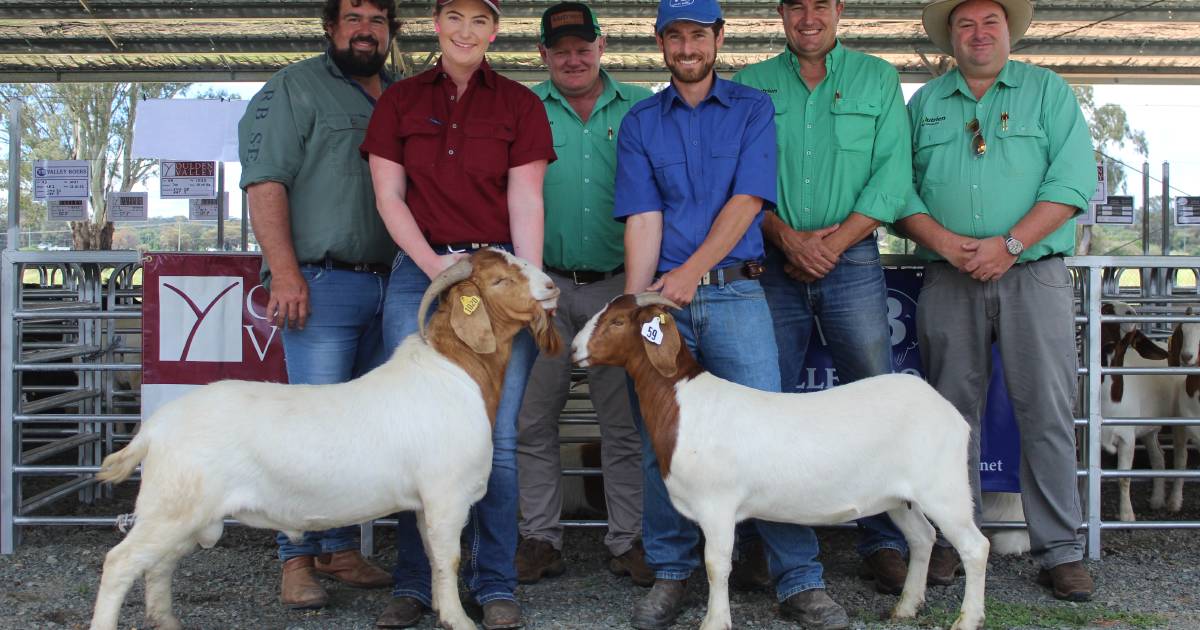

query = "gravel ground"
[{"left": 3, "top": 483, "right": 1200, "bottom": 630}]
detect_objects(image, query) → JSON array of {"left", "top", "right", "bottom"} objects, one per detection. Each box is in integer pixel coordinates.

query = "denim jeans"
[
  {"left": 276, "top": 264, "right": 388, "bottom": 561},
  {"left": 759, "top": 239, "right": 907, "bottom": 557},
  {"left": 383, "top": 249, "right": 537, "bottom": 606},
  {"left": 630, "top": 278, "right": 827, "bottom": 600}
]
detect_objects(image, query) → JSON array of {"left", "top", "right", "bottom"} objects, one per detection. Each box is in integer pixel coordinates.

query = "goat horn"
[
  {"left": 635, "top": 292, "right": 681, "bottom": 310},
  {"left": 417, "top": 257, "right": 475, "bottom": 341}
]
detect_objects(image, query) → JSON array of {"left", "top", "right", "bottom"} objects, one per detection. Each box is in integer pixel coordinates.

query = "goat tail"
[{"left": 96, "top": 433, "right": 149, "bottom": 484}]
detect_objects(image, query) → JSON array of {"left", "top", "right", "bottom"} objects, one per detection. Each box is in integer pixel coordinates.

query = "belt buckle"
[
  {"left": 445, "top": 243, "right": 467, "bottom": 254},
  {"left": 570, "top": 270, "right": 586, "bottom": 285},
  {"left": 698, "top": 272, "right": 713, "bottom": 286}
]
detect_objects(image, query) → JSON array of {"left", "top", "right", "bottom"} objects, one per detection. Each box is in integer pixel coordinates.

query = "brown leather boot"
[
  {"left": 927, "top": 544, "right": 963, "bottom": 586},
  {"left": 314, "top": 550, "right": 393, "bottom": 588},
  {"left": 858, "top": 548, "right": 907, "bottom": 595},
  {"left": 631, "top": 578, "right": 687, "bottom": 630},
  {"left": 1037, "top": 560, "right": 1094, "bottom": 602},
  {"left": 610, "top": 540, "right": 655, "bottom": 587},
  {"left": 280, "top": 556, "right": 328, "bottom": 609},
  {"left": 514, "top": 538, "right": 565, "bottom": 584}
]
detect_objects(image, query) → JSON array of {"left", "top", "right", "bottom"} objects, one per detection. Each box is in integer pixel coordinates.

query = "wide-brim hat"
[{"left": 922, "top": 0, "right": 1033, "bottom": 55}]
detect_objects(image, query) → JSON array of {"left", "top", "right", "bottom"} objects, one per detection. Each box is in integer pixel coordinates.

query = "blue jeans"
[
  {"left": 383, "top": 250, "right": 537, "bottom": 606},
  {"left": 760, "top": 239, "right": 907, "bottom": 557},
  {"left": 276, "top": 264, "right": 388, "bottom": 561},
  {"left": 630, "top": 278, "right": 826, "bottom": 601}
]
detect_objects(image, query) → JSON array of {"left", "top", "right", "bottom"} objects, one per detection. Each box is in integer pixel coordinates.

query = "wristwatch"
[{"left": 1003, "top": 233, "right": 1024, "bottom": 256}]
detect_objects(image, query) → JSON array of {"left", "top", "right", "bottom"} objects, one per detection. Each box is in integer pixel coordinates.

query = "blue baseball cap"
[{"left": 655, "top": 0, "right": 723, "bottom": 35}]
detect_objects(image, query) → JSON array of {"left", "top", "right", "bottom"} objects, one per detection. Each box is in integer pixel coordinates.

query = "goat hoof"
[
  {"left": 147, "top": 616, "right": 182, "bottom": 630},
  {"left": 890, "top": 601, "right": 922, "bottom": 620},
  {"left": 438, "top": 613, "right": 475, "bottom": 630}
]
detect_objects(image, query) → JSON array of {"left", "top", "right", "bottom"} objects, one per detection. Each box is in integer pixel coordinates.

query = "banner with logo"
[
  {"left": 141, "top": 253, "right": 287, "bottom": 419},
  {"left": 794, "top": 268, "right": 1022, "bottom": 492}
]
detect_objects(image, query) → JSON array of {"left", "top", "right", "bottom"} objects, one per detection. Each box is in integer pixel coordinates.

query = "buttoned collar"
[
  {"left": 660, "top": 73, "right": 732, "bottom": 113},
  {"left": 534, "top": 69, "right": 633, "bottom": 111},
  {"left": 782, "top": 39, "right": 846, "bottom": 79},
  {"left": 418, "top": 57, "right": 498, "bottom": 89},
  {"left": 938, "top": 60, "right": 1021, "bottom": 100}
]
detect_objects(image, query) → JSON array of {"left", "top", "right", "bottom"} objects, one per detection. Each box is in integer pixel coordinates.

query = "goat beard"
[{"left": 530, "top": 308, "right": 562, "bottom": 356}]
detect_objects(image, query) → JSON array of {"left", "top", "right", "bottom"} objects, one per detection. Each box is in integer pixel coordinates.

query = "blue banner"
[{"left": 793, "top": 268, "right": 1021, "bottom": 492}]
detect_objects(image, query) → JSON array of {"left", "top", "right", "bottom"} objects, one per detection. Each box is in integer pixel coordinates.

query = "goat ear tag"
[
  {"left": 641, "top": 319, "right": 663, "bottom": 345},
  {"left": 460, "top": 295, "right": 481, "bottom": 315}
]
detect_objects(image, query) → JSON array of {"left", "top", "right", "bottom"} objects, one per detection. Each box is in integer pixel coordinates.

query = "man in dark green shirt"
[
  {"left": 733, "top": 0, "right": 913, "bottom": 600},
  {"left": 898, "top": 0, "right": 1096, "bottom": 602},
  {"left": 237, "top": 0, "right": 397, "bottom": 610},
  {"left": 514, "top": 2, "right": 654, "bottom": 589}
]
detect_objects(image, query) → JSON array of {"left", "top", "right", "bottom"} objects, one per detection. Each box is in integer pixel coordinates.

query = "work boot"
[
  {"left": 1036, "top": 560, "right": 1094, "bottom": 602},
  {"left": 375, "top": 596, "right": 427, "bottom": 629},
  {"left": 482, "top": 599, "right": 524, "bottom": 630},
  {"left": 514, "top": 537, "right": 565, "bottom": 584},
  {"left": 314, "top": 549, "right": 393, "bottom": 588},
  {"left": 631, "top": 578, "right": 688, "bottom": 630},
  {"left": 280, "top": 556, "right": 328, "bottom": 609},
  {"left": 779, "top": 588, "right": 850, "bottom": 630},
  {"left": 927, "top": 544, "right": 963, "bottom": 586},
  {"left": 729, "top": 538, "right": 771, "bottom": 591},
  {"left": 858, "top": 548, "right": 908, "bottom": 595},
  {"left": 610, "top": 540, "right": 655, "bottom": 587}
]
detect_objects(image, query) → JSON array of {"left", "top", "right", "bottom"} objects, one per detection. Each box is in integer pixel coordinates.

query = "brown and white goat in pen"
[
  {"left": 573, "top": 294, "right": 989, "bottom": 630},
  {"left": 89, "top": 249, "right": 560, "bottom": 630},
  {"left": 1168, "top": 310, "right": 1200, "bottom": 512}
]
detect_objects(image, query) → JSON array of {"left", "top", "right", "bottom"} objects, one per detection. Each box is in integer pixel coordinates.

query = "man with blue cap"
[{"left": 613, "top": 0, "right": 851, "bottom": 627}]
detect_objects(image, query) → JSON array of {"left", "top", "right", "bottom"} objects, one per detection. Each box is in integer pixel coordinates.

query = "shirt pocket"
[
  {"left": 320, "top": 113, "right": 371, "bottom": 175},
  {"left": 913, "top": 125, "right": 954, "bottom": 185},
  {"left": 398, "top": 114, "right": 442, "bottom": 171},
  {"left": 994, "top": 124, "right": 1048, "bottom": 178},
  {"left": 464, "top": 120, "right": 516, "bottom": 178},
  {"left": 649, "top": 150, "right": 688, "bottom": 208},
  {"left": 830, "top": 98, "right": 880, "bottom": 152}
]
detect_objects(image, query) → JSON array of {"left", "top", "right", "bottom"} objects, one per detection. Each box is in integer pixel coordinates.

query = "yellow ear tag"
[
  {"left": 658, "top": 314, "right": 667, "bottom": 324},
  {"left": 460, "top": 295, "right": 481, "bottom": 315}
]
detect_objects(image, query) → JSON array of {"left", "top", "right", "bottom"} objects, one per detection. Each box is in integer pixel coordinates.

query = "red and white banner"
[{"left": 141, "top": 253, "right": 287, "bottom": 418}]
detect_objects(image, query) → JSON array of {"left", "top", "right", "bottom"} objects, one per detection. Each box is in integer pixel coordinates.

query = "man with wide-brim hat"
[{"left": 898, "top": 0, "right": 1098, "bottom": 603}]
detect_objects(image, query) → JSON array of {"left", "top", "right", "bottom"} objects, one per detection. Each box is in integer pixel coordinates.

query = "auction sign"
[
  {"left": 141, "top": 253, "right": 287, "bottom": 418},
  {"left": 107, "top": 192, "right": 149, "bottom": 221},
  {"left": 33, "top": 159, "right": 90, "bottom": 200},
  {"left": 159, "top": 160, "right": 216, "bottom": 199},
  {"left": 46, "top": 198, "right": 87, "bottom": 221}
]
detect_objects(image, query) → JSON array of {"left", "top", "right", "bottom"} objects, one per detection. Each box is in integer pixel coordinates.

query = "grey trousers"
[
  {"left": 916, "top": 258, "right": 1084, "bottom": 568},
  {"left": 516, "top": 270, "right": 643, "bottom": 555}
]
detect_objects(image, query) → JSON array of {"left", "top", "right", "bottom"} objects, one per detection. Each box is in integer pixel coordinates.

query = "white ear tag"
[{"left": 641, "top": 318, "right": 663, "bottom": 345}]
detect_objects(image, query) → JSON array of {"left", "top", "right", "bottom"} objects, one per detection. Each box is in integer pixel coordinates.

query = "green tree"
[{"left": 1073, "top": 86, "right": 1150, "bottom": 255}]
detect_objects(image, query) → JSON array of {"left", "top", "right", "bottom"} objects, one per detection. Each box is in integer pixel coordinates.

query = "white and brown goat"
[
  {"left": 573, "top": 294, "right": 989, "bottom": 630},
  {"left": 89, "top": 249, "right": 560, "bottom": 630},
  {"left": 1168, "top": 310, "right": 1200, "bottom": 512}
]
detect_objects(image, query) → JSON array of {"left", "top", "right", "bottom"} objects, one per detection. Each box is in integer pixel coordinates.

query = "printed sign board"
[
  {"left": 797, "top": 268, "right": 1021, "bottom": 492},
  {"left": 159, "top": 160, "right": 217, "bottom": 199},
  {"left": 47, "top": 198, "right": 88, "bottom": 221},
  {"left": 1094, "top": 195, "right": 1136, "bottom": 225},
  {"left": 141, "top": 253, "right": 288, "bottom": 418},
  {"left": 1176, "top": 197, "right": 1200, "bottom": 226},
  {"left": 1079, "top": 162, "right": 1108, "bottom": 226},
  {"left": 107, "top": 192, "right": 149, "bottom": 221},
  {"left": 188, "top": 193, "right": 229, "bottom": 221},
  {"left": 33, "top": 159, "right": 90, "bottom": 200}
]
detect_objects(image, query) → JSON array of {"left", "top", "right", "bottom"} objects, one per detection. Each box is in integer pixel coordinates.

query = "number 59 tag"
[{"left": 641, "top": 318, "right": 663, "bottom": 345}]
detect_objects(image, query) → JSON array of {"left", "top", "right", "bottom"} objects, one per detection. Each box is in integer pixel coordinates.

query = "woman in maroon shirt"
[{"left": 360, "top": 0, "right": 555, "bottom": 628}]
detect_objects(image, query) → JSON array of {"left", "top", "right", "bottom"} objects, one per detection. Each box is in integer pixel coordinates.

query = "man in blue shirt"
[{"left": 614, "top": 0, "right": 849, "bottom": 628}]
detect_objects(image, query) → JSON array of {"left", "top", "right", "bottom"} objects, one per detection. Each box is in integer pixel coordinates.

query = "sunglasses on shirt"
[{"left": 966, "top": 118, "right": 986, "bottom": 158}]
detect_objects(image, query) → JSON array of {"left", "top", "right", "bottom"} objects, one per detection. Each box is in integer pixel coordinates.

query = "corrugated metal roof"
[{"left": 1, "top": 0, "right": 1198, "bottom": 83}]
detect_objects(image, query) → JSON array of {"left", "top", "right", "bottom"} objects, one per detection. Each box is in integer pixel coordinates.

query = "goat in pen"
[
  {"left": 89, "top": 249, "right": 561, "bottom": 630},
  {"left": 572, "top": 293, "right": 989, "bottom": 630}
]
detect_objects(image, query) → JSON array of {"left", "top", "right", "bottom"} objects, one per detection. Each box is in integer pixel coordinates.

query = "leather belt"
[
  {"left": 431, "top": 242, "right": 509, "bottom": 254},
  {"left": 658, "top": 263, "right": 761, "bottom": 287},
  {"left": 310, "top": 258, "right": 390, "bottom": 275},
  {"left": 546, "top": 265, "right": 624, "bottom": 285}
]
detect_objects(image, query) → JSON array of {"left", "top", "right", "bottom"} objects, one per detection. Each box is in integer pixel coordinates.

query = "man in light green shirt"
[
  {"left": 733, "top": 0, "right": 914, "bottom": 601},
  {"left": 898, "top": 0, "right": 1096, "bottom": 602},
  {"left": 514, "top": 1, "right": 654, "bottom": 589}
]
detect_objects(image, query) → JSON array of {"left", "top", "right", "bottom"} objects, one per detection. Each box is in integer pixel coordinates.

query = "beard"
[
  {"left": 665, "top": 54, "right": 715, "bottom": 85},
  {"left": 330, "top": 36, "right": 389, "bottom": 78}
]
